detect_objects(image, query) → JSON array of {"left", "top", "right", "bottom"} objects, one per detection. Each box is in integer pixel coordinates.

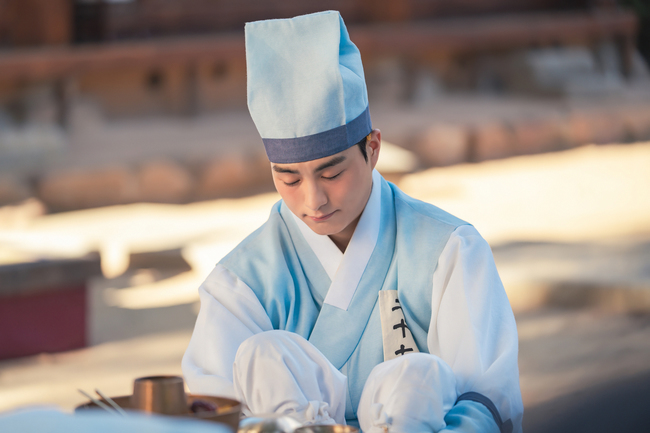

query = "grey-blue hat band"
[{"left": 263, "top": 106, "right": 372, "bottom": 164}]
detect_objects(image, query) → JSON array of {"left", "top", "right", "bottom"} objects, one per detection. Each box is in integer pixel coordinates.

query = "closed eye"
[
  {"left": 284, "top": 179, "right": 300, "bottom": 186},
  {"left": 323, "top": 171, "right": 343, "bottom": 180}
]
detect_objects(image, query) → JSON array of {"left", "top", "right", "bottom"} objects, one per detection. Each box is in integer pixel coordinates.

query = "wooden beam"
[
  {"left": 350, "top": 10, "right": 638, "bottom": 57},
  {"left": 0, "top": 33, "right": 244, "bottom": 81},
  {"left": 0, "top": 10, "right": 637, "bottom": 81}
]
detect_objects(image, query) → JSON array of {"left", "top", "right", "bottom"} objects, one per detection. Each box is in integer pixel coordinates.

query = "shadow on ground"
[{"left": 523, "top": 369, "right": 650, "bottom": 433}]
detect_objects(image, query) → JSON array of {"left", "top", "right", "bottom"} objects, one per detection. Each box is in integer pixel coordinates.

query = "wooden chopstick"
[
  {"left": 77, "top": 389, "right": 119, "bottom": 415},
  {"left": 95, "top": 388, "right": 128, "bottom": 416}
]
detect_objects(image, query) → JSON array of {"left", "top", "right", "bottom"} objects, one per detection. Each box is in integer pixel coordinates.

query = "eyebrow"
[
  {"left": 315, "top": 155, "right": 346, "bottom": 172},
  {"left": 272, "top": 155, "right": 347, "bottom": 175},
  {"left": 272, "top": 165, "right": 298, "bottom": 174}
]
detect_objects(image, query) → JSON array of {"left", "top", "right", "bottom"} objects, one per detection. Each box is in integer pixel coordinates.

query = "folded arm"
[
  {"left": 428, "top": 225, "right": 523, "bottom": 433},
  {"left": 181, "top": 264, "right": 273, "bottom": 398}
]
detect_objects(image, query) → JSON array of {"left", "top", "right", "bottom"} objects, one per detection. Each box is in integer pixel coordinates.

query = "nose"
[{"left": 304, "top": 181, "right": 327, "bottom": 211}]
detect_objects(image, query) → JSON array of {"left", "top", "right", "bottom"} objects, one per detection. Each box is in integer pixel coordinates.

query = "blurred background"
[{"left": 1, "top": 1, "right": 649, "bottom": 431}]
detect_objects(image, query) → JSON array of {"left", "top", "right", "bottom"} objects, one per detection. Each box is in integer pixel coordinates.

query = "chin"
[
  {"left": 307, "top": 224, "right": 336, "bottom": 236},
  {"left": 305, "top": 221, "right": 343, "bottom": 237}
]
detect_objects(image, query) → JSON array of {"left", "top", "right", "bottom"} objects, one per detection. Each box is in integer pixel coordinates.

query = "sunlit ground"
[{"left": 0, "top": 141, "right": 649, "bottom": 427}]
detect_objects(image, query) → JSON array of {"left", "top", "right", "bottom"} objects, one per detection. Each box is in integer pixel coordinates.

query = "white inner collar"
[{"left": 292, "top": 169, "right": 382, "bottom": 310}]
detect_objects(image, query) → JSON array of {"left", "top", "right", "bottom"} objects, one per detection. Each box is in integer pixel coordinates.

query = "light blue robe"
[{"left": 219, "top": 177, "right": 518, "bottom": 431}]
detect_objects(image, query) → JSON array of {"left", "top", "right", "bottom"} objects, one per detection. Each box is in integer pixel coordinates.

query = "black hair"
[{"left": 356, "top": 135, "right": 368, "bottom": 162}]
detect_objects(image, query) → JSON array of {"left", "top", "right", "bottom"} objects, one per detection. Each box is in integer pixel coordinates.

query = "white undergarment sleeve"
[
  {"left": 427, "top": 225, "right": 523, "bottom": 433},
  {"left": 233, "top": 330, "right": 348, "bottom": 425},
  {"left": 357, "top": 353, "right": 457, "bottom": 433},
  {"left": 182, "top": 264, "right": 274, "bottom": 398}
]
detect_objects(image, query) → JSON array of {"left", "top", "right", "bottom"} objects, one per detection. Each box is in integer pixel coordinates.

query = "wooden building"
[{"left": 0, "top": 0, "right": 639, "bottom": 120}]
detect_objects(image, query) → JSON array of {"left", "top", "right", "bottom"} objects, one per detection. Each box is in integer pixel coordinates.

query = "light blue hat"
[{"left": 245, "top": 10, "right": 372, "bottom": 164}]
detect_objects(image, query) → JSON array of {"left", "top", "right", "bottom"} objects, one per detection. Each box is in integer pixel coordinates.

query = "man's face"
[{"left": 271, "top": 130, "right": 381, "bottom": 247}]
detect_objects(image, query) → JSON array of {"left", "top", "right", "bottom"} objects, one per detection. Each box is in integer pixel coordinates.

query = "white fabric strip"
[
  {"left": 292, "top": 169, "right": 382, "bottom": 310},
  {"left": 378, "top": 290, "right": 419, "bottom": 362}
]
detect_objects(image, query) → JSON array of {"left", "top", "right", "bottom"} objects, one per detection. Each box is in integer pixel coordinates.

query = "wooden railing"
[{"left": 0, "top": 9, "right": 637, "bottom": 81}]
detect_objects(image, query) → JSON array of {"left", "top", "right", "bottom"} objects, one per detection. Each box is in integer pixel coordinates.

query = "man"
[{"left": 182, "top": 10, "right": 523, "bottom": 433}]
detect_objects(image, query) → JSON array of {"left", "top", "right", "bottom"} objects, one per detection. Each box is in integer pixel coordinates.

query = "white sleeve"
[
  {"left": 182, "top": 264, "right": 273, "bottom": 398},
  {"left": 427, "top": 225, "right": 523, "bottom": 433}
]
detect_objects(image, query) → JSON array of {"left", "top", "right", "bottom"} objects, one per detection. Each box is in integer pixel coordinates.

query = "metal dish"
[
  {"left": 294, "top": 426, "right": 359, "bottom": 433},
  {"left": 237, "top": 414, "right": 303, "bottom": 433}
]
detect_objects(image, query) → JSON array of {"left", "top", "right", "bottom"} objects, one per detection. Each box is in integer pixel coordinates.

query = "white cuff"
[{"left": 290, "top": 401, "right": 338, "bottom": 426}]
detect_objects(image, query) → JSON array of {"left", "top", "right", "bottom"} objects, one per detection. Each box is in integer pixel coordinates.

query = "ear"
[{"left": 367, "top": 129, "right": 381, "bottom": 169}]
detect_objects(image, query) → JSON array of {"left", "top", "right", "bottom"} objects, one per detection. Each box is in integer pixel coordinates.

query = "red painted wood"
[{"left": 0, "top": 286, "right": 86, "bottom": 360}]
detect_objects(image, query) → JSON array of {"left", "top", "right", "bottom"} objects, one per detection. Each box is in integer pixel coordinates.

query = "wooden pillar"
[{"left": 4, "top": 0, "right": 72, "bottom": 47}]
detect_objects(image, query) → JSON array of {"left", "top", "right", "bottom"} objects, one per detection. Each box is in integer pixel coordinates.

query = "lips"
[{"left": 309, "top": 210, "right": 337, "bottom": 222}]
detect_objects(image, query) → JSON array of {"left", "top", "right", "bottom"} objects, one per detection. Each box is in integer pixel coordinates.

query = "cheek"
[
  {"left": 334, "top": 175, "right": 362, "bottom": 208},
  {"left": 342, "top": 171, "right": 370, "bottom": 210},
  {"left": 274, "top": 182, "right": 301, "bottom": 211}
]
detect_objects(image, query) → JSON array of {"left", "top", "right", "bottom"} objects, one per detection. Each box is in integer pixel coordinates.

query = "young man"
[{"left": 182, "top": 10, "right": 523, "bottom": 433}]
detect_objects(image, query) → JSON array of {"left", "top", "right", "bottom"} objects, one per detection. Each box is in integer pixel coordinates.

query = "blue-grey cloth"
[
  {"left": 0, "top": 408, "right": 231, "bottom": 433},
  {"left": 245, "top": 10, "right": 372, "bottom": 163}
]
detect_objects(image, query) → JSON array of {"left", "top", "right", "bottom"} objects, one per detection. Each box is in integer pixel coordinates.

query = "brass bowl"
[
  {"left": 75, "top": 394, "right": 241, "bottom": 432},
  {"left": 132, "top": 375, "right": 187, "bottom": 415}
]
